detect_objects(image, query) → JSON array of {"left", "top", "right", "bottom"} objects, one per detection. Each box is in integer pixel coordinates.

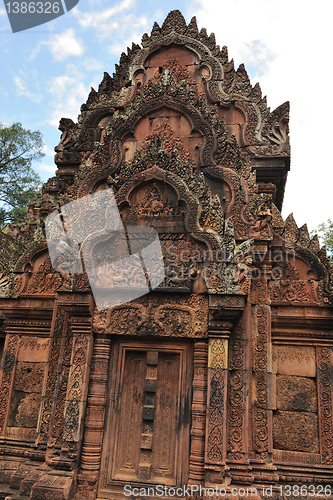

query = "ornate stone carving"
[
  {"left": 251, "top": 300, "right": 269, "bottom": 460},
  {"left": 0, "top": 271, "right": 11, "bottom": 298},
  {"left": 316, "top": 347, "right": 333, "bottom": 464},
  {"left": 63, "top": 332, "right": 91, "bottom": 443},
  {"left": 40, "top": 308, "right": 65, "bottom": 438},
  {"left": 227, "top": 371, "right": 245, "bottom": 461},
  {"left": 188, "top": 341, "right": 207, "bottom": 483},
  {"left": 269, "top": 259, "right": 318, "bottom": 304},
  {"left": 93, "top": 293, "right": 208, "bottom": 338},
  {"left": 206, "top": 369, "right": 225, "bottom": 462},
  {"left": 249, "top": 193, "right": 273, "bottom": 240},
  {"left": 206, "top": 365, "right": 226, "bottom": 466},
  {"left": 208, "top": 338, "right": 228, "bottom": 369},
  {"left": 0, "top": 334, "right": 19, "bottom": 433},
  {"left": 30, "top": 471, "right": 75, "bottom": 500},
  {"left": 79, "top": 335, "right": 111, "bottom": 487}
]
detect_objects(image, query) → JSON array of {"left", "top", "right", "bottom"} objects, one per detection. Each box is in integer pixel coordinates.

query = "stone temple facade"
[{"left": 0, "top": 10, "right": 333, "bottom": 500}]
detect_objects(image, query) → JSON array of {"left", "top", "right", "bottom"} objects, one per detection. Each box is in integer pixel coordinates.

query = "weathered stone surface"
[
  {"left": 275, "top": 374, "right": 317, "bottom": 413},
  {"left": 13, "top": 362, "right": 46, "bottom": 393},
  {"left": 273, "top": 410, "right": 320, "bottom": 453},
  {"left": 273, "top": 345, "right": 316, "bottom": 377},
  {"left": 17, "top": 337, "right": 49, "bottom": 362}
]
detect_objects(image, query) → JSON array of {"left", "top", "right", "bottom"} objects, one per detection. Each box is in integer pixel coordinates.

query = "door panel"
[
  {"left": 99, "top": 340, "right": 192, "bottom": 499},
  {"left": 113, "top": 350, "right": 146, "bottom": 481}
]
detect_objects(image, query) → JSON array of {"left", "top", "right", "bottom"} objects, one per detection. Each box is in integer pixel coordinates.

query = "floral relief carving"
[
  {"left": 0, "top": 335, "right": 19, "bottom": 433},
  {"left": 206, "top": 369, "right": 225, "bottom": 463},
  {"left": 252, "top": 302, "right": 269, "bottom": 459},
  {"left": 94, "top": 293, "right": 208, "bottom": 338},
  {"left": 317, "top": 347, "right": 333, "bottom": 464}
]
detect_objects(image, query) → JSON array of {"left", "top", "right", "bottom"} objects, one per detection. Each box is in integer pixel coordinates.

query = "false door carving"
[{"left": 99, "top": 340, "right": 192, "bottom": 498}]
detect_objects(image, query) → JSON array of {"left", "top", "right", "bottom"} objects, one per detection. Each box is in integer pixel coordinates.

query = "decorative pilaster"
[
  {"left": 252, "top": 303, "right": 270, "bottom": 458},
  {"left": 205, "top": 338, "right": 228, "bottom": 468},
  {"left": 76, "top": 334, "right": 111, "bottom": 499},
  {"left": 40, "top": 301, "right": 65, "bottom": 440},
  {"left": 45, "top": 305, "right": 70, "bottom": 450},
  {"left": 227, "top": 306, "right": 254, "bottom": 483},
  {"left": 249, "top": 276, "right": 278, "bottom": 483},
  {"left": 316, "top": 347, "right": 333, "bottom": 465},
  {"left": 205, "top": 294, "right": 247, "bottom": 484},
  {"left": 188, "top": 341, "right": 208, "bottom": 484},
  {"left": 0, "top": 334, "right": 19, "bottom": 434}
]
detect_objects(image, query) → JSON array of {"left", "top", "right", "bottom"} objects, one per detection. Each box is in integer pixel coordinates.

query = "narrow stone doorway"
[{"left": 98, "top": 339, "right": 192, "bottom": 499}]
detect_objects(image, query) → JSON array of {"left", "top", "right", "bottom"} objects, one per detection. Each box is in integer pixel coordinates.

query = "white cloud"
[
  {"left": 42, "top": 145, "right": 54, "bottom": 156},
  {"left": 38, "top": 163, "right": 57, "bottom": 173},
  {"left": 47, "top": 82, "right": 88, "bottom": 127},
  {"left": 83, "top": 57, "right": 103, "bottom": 71},
  {"left": 46, "top": 65, "right": 94, "bottom": 128},
  {"left": 14, "top": 76, "right": 42, "bottom": 103},
  {"left": 0, "top": 8, "right": 6, "bottom": 16},
  {"left": 0, "top": 87, "right": 9, "bottom": 98},
  {"left": 71, "top": 0, "right": 145, "bottom": 41},
  {"left": 31, "top": 28, "right": 84, "bottom": 61},
  {"left": 73, "top": 0, "right": 134, "bottom": 29},
  {"left": 107, "top": 18, "right": 149, "bottom": 54},
  {"left": 47, "top": 28, "right": 84, "bottom": 61}
]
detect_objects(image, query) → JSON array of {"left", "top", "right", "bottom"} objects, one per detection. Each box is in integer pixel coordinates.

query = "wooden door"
[{"left": 98, "top": 340, "right": 192, "bottom": 498}]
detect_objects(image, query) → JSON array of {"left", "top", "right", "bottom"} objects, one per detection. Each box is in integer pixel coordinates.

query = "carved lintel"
[
  {"left": 209, "top": 295, "right": 246, "bottom": 334},
  {"left": 56, "top": 291, "right": 91, "bottom": 308},
  {"left": 94, "top": 293, "right": 208, "bottom": 338}
]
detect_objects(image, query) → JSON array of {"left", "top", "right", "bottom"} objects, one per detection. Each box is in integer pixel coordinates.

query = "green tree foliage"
[
  {"left": 0, "top": 122, "right": 44, "bottom": 226},
  {"left": 312, "top": 219, "right": 333, "bottom": 262}
]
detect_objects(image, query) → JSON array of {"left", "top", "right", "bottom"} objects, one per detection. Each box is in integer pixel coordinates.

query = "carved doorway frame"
[{"left": 97, "top": 338, "right": 193, "bottom": 499}]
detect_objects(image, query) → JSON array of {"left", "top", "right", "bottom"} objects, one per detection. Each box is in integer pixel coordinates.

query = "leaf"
[{"left": 0, "top": 122, "right": 43, "bottom": 226}]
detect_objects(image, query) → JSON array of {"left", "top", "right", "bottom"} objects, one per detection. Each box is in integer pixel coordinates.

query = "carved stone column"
[
  {"left": 188, "top": 341, "right": 208, "bottom": 484},
  {"left": 205, "top": 337, "right": 228, "bottom": 479},
  {"left": 205, "top": 295, "right": 247, "bottom": 485},
  {"left": 249, "top": 277, "right": 278, "bottom": 483},
  {"left": 76, "top": 333, "right": 112, "bottom": 499},
  {"left": 316, "top": 347, "right": 333, "bottom": 465}
]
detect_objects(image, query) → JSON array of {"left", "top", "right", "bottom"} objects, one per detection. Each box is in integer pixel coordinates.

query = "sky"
[{"left": 0, "top": 0, "right": 332, "bottom": 234}]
